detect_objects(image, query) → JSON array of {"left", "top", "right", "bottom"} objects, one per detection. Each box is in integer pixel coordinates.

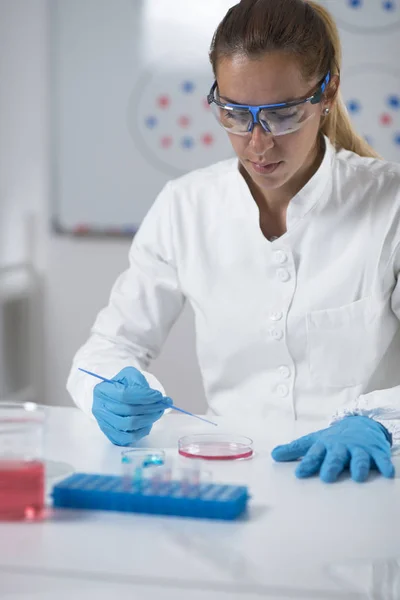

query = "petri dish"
[{"left": 178, "top": 434, "right": 253, "bottom": 461}]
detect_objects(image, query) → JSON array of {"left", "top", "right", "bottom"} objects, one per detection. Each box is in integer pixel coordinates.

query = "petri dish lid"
[{"left": 178, "top": 434, "right": 253, "bottom": 460}]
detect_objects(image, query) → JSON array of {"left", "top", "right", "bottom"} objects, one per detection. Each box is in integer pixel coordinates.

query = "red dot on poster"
[
  {"left": 158, "top": 95, "right": 170, "bottom": 109},
  {"left": 74, "top": 224, "right": 90, "bottom": 235},
  {"left": 201, "top": 133, "right": 214, "bottom": 146},
  {"left": 178, "top": 116, "right": 190, "bottom": 128},
  {"left": 161, "top": 136, "right": 172, "bottom": 148},
  {"left": 380, "top": 113, "right": 393, "bottom": 126}
]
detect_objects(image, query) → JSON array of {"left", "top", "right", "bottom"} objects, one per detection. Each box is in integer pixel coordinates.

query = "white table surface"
[{"left": 1, "top": 406, "right": 400, "bottom": 600}]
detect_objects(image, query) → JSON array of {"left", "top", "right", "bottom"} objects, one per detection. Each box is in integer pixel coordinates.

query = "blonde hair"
[{"left": 209, "top": 0, "right": 380, "bottom": 159}]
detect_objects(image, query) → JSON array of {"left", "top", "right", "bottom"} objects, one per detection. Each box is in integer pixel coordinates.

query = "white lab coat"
[{"left": 67, "top": 136, "right": 400, "bottom": 447}]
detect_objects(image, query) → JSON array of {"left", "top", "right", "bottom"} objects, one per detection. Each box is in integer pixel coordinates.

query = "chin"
[{"left": 254, "top": 170, "right": 289, "bottom": 190}]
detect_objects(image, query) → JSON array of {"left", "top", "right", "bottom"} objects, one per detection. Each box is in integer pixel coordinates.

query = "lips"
[
  {"left": 251, "top": 160, "right": 280, "bottom": 168},
  {"left": 249, "top": 160, "right": 283, "bottom": 175}
]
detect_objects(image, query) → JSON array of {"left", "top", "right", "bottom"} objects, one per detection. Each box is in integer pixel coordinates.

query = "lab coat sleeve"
[
  {"left": 66, "top": 181, "right": 185, "bottom": 417},
  {"left": 331, "top": 242, "right": 400, "bottom": 452}
]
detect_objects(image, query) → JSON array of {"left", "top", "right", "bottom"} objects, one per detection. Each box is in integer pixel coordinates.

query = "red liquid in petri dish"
[
  {"left": 178, "top": 439, "right": 253, "bottom": 460},
  {"left": 0, "top": 460, "right": 45, "bottom": 521},
  {"left": 178, "top": 448, "right": 253, "bottom": 460}
]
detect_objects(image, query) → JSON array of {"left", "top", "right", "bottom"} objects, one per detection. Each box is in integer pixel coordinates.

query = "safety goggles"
[{"left": 207, "top": 72, "right": 331, "bottom": 137}]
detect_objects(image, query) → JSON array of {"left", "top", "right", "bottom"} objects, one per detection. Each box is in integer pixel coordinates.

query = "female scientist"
[{"left": 67, "top": 0, "right": 400, "bottom": 483}]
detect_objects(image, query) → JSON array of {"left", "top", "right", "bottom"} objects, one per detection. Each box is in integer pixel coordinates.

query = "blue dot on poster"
[
  {"left": 382, "top": 1, "right": 395, "bottom": 11},
  {"left": 182, "top": 136, "right": 194, "bottom": 149},
  {"left": 182, "top": 81, "right": 195, "bottom": 94},
  {"left": 347, "top": 99, "right": 361, "bottom": 113},
  {"left": 394, "top": 132, "right": 400, "bottom": 146},
  {"left": 348, "top": 0, "right": 362, "bottom": 8},
  {"left": 145, "top": 116, "right": 158, "bottom": 129},
  {"left": 388, "top": 95, "right": 400, "bottom": 110}
]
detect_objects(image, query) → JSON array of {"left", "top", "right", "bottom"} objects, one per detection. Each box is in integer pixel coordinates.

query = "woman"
[{"left": 68, "top": 0, "right": 400, "bottom": 483}]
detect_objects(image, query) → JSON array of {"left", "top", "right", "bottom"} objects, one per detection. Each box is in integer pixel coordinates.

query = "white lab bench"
[{"left": 1, "top": 406, "right": 400, "bottom": 599}]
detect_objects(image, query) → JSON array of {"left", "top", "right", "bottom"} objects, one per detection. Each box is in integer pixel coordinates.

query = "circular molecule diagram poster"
[
  {"left": 320, "top": 0, "right": 400, "bottom": 162},
  {"left": 321, "top": 0, "right": 400, "bottom": 33},
  {"left": 128, "top": 69, "right": 234, "bottom": 177},
  {"left": 341, "top": 66, "right": 400, "bottom": 160}
]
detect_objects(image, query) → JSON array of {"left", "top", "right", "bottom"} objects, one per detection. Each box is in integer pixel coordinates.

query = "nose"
[{"left": 248, "top": 124, "right": 275, "bottom": 154}]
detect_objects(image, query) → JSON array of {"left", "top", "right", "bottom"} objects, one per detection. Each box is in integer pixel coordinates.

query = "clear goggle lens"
[{"left": 210, "top": 102, "right": 315, "bottom": 136}]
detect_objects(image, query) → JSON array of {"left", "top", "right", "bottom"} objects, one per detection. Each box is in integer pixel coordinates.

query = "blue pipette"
[{"left": 78, "top": 368, "right": 218, "bottom": 427}]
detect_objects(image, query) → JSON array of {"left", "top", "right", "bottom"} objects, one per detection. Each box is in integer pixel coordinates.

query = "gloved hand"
[
  {"left": 92, "top": 366, "right": 172, "bottom": 446},
  {"left": 271, "top": 416, "right": 395, "bottom": 483}
]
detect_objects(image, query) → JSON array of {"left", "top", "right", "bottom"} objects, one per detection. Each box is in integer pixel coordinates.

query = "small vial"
[
  {"left": 121, "top": 455, "right": 144, "bottom": 491},
  {"left": 132, "top": 466, "right": 143, "bottom": 490},
  {"left": 121, "top": 455, "right": 132, "bottom": 491}
]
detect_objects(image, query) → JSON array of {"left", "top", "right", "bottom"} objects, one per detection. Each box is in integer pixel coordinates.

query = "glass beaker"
[{"left": 0, "top": 402, "right": 46, "bottom": 521}]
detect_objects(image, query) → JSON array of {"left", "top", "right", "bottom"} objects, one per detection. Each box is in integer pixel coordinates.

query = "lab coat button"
[
  {"left": 278, "top": 365, "right": 291, "bottom": 379},
  {"left": 277, "top": 269, "right": 290, "bottom": 282},
  {"left": 269, "top": 328, "right": 283, "bottom": 341},
  {"left": 270, "top": 311, "right": 283, "bottom": 321},
  {"left": 274, "top": 250, "right": 287, "bottom": 264},
  {"left": 276, "top": 384, "right": 289, "bottom": 397}
]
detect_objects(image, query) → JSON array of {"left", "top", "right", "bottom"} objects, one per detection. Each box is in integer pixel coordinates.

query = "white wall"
[
  {"left": 0, "top": 0, "right": 205, "bottom": 412},
  {"left": 0, "top": 0, "right": 49, "bottom": 402},
  {"left": 45, "top": 237, "right": 205, "bottom": 411},
  {"left": 0, "top": 1, "right": 48, "bottom": 270}
]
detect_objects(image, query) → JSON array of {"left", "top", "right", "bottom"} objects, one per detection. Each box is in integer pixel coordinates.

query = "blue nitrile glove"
[
  {"left": 92, "top": 366, "right": 173, "bottom": 446},
  {"left": 271, "top": 416, "right": 395, "bottom": 483}
]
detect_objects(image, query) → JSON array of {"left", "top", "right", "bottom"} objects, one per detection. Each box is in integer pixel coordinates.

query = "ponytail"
[{"left": 307, "top": 2, "right": 380, "bottom": 158}]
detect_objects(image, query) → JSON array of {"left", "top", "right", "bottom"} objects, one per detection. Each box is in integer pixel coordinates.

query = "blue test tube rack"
[{"left": 52, "top": 473, "right": 249, "bottom": 520}]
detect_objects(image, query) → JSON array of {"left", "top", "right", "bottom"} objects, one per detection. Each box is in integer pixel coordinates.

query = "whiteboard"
[
  {"left": 51, "top": 0, "right": 400, "bottom": 236},
  {"left": 50, "top": 0, "right": 236, "bottom": 235}
]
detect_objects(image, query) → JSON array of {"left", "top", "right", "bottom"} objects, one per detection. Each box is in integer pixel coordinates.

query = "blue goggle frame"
[{"left": 207, "top": 72, "right": 331, "bottom": 134}]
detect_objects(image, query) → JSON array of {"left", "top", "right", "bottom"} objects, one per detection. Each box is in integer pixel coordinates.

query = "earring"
[{"left": 324, "top": 107, "right": 330, "bottom": 115}]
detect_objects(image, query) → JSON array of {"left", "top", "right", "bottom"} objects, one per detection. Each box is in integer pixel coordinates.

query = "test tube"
[
  {"left": 132, "top": 464, "right": 143, "bottom": 490},
  {"left": 121, "top": 454, "right": 132, "bottom": 490},
  {"left": 121, "top": 455, "right": 144, "bottom": 491},
  {"left": 180, "top": 466, "right": 202, "bottom": 497}
]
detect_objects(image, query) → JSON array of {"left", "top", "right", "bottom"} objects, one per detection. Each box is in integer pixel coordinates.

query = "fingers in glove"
[
  {"left": 98, "top": 421, "right": 152, "bottom": 446},
  {"left": 93, "top": 408, "right": 164, "bottom": 432},
  {"left": 95, "top": 381, "right": 167, "bottom": 406},
  {"left": 295, "top": 441, "right": 326, "bottom": 478},
  {"left": 122, "top": 385, "right": 166, "bottom": 405},
  {"left": 271, "top": 433, "right": 316, "bottom": 462},
  {"left": 371, "top": 450, "right": 395, "bottom": 479},
  {"left": 320, "top": 443, "right": 350, "bottom": 483},
  {"left": 97, "top": 396, "right": 170, "bottom": 417},
  {"left": 116, "top": 366, "right": 149, "bottom": 388},
  {"left": 349, "top": 447, "right": 371, "bottom": 483}
]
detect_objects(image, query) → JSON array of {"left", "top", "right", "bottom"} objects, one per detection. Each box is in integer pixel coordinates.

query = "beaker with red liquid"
[{"left": 0, "top": 402, "right": 45, "bottom": 521}]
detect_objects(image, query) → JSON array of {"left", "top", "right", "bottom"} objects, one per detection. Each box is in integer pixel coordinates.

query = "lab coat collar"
[
  {"left": 286, "top": 135, "right": 335, "bottom": 227},
  {"left": 233, "top": 134, "right": 335, "bottom": 229}
]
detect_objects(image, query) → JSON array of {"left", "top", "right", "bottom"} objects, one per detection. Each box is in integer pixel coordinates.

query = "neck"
[{"left": 242, "top": 136, "right": 325, "bottom": 217}]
